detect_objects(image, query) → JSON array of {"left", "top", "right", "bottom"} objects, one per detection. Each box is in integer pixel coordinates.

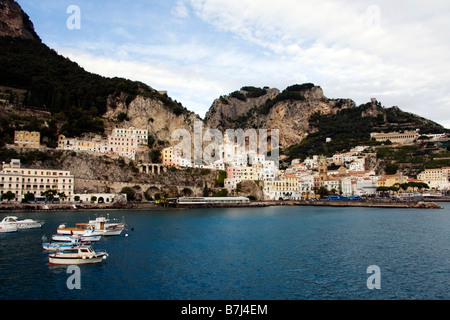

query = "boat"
[
  {"left": 43, "top": 237, "right": 86, "bottom": 252},
  {"left": 88, "top": 215, "right": 125, "bottom": 236},
  {"left": 3, "top": 216, "right": 44, "bottom": 229},
  {"left": 57, "top": 223, "right": 102, "bottom": 236},
  {"left": 48, "top": 245, "right": 108, "bottom": 265},
  {"left": 0, "top": 217, "right": 18, "bottom": 233},
  {"left": 52, "top": 231, "right": 102, "bottom": 242}
]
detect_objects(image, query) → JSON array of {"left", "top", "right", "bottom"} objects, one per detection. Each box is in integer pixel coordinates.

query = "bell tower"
[{"left": 318, "top": 155, "right": 328, "bottom": 182}]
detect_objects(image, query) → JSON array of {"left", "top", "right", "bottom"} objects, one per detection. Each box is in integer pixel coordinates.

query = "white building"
[{"left": 0, "top": 159, "right": 74, "bottom": 202}]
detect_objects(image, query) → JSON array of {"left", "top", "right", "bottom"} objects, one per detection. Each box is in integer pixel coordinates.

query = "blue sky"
[{"left": 17, "top": 0, "right": 450, "bottom": 128}]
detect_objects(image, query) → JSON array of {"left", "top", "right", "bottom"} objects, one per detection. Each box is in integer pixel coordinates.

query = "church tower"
[{"left": 318, "top": 156, "right": 328, "bottom": 182}]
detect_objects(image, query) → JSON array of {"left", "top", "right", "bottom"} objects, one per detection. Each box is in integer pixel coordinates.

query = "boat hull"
[
  {"left": 43, "top": 243, "right": 83, "bottom": 252},
  {"left": 16, "top": 221, "right": 44, "bottom": 229},
  {"left": 48, "top": 252, "right": 108, "bottom": 265},
  {"left": 0, "top": 225, "right": 18, "bottom": 233},
  {"left": 52, "top": 234, "right": 102, "bottom": 242}
]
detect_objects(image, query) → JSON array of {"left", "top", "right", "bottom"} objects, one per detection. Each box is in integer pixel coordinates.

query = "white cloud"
[
  {"left": 171, "top": 1, "right": 190, "bottom": 19},
  {"left": 38, "top": 0, "right": 450, "bottom": 128},
  {"left": 183, "top": 0, "right": 450, "bottom": 127}
]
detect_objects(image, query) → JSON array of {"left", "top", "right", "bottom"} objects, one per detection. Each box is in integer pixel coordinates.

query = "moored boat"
[
  {"left": 3, "top": 216, "right": 44, "bottom": 229},
  {"left": 0, "top": 217, "right": 18, "bottom": 233},
  {"left": 43, "top": 237, "right": 85, "bottom": 252},
  {"left": 88, "top": 215, "right": 125, "bottom": 236},
  {"left": 52, "top": 232, "right": 102, "bottom": 242},
  {"left": 48, "top": 245, "right": 108, "bottom": 265},
  {"left": 57, "top": 223, "right": 102, "bottom": 236}
]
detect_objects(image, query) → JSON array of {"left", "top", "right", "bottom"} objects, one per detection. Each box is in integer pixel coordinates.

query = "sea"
[{"left": 1, "top": 203, "right": 449, "bottom": 303}]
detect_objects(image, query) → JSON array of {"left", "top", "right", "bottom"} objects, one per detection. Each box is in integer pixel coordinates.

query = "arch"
[
  {"left": 146, "top": 186, "right": 161, "bottom": 197},
  {"left": 181, "top": 188, "right": 194, "bottom": 197}
]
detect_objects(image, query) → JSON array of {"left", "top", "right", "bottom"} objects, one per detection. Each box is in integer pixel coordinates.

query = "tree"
[
  {"left": 1, "top": 191, "right": 16, "bottom": 202},
  {"left": 385, "top": 163, "right": 398, "bottom": 175},
  {"left": 120, "top": 187, "right": 136, "bottom": 201},
  {"left": 203, "top": 182, "right": 209, "bottom": 197},
  {"left": 41, "top": 189, "right": 57, "bottom": 202},
  {"left": 22, "top": 192, "right": 35, "bottom": 203}
]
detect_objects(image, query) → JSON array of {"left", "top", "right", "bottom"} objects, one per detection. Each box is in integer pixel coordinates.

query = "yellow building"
[
  {"left": 263, "top": 174, "right": 299, "bottom": 200},
  {"left": 162, "top": 147, "right": 173, "bottom": 166},
  {"left": 14, "top": 131, "right": 40, "bottom": 148},
  {"left": 377, "top": 173, "right": 408, "bottom": 188}
]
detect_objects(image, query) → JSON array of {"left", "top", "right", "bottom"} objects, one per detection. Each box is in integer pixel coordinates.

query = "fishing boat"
[
  {"left": 0, "top": 217, "right": 18, "bottom": 233},
  {"left": 48, "top": 245, "right": 108, "bottom": 265},
  {"left": 88, "top": 215, "right": 125, "bottom": 236},
  {"left": 3, "top": 216, "right": 44, "bottom": 229},
  {"left": 57, "top": 223, "right": 102, "bottom": 236},
  {"left": 42, "top": 237, "right": 85, "bottom": 252},
  {"left": 52, "top": 232, "right": 102, "bottom": 242}
]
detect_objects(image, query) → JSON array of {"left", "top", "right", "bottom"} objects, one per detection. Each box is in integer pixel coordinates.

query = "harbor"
[{"left": 1, "top": 204, "right": 450, "bottom": 300}]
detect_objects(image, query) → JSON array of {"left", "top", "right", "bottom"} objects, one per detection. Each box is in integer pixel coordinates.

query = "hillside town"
[{"left": 1, "top": 126, "right": 449, "bottom": 204}]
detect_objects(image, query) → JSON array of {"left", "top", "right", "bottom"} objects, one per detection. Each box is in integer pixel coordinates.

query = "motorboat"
[
  {"left": 43, "top": 237, "right": 86, "bottom": 252},
  {"left": 48, "top": 245, "right": 108, "bottom": 265},
  {"left": 0, "top": 217, "right": 18, "bottom": 233},
  {"left": 57, "top": 223, "right": 102, "bottom": 236},
  {"left": 3, "top": 216, "right": 44, "bottom": 229},
  {"left": 88, "top": 215, "right": 125, "bottom": 236},
  {"left": 52, "top": 231, "right": 102, "bottom": 242}
]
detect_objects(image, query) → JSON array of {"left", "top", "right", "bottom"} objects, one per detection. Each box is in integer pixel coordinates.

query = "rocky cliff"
[
  {"left": 103, "top": 92, "right": 202, "bottom": 144},
  {"left": 0, "top": 0, "right": 40, "bottom": 40},
  {"left": 205, "top": 84, "right": 355, "bottom": 148}
]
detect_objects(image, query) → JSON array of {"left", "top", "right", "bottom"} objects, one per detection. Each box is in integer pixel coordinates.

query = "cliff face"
[
  {"left": 103, "top": 93, "right": 202, "bottom": 144},
  {"left": 205, "top": 85, "right": 355, "bottom": 148},
  {"left": 0, "top": 0, "right": 40, "bottom": 40}
]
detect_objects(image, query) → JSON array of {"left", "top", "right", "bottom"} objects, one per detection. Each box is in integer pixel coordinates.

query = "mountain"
[
  {"left": 0, "top": 0, "right": 200, "bottom": 148},
  {"left": 0, "top": 0, "right": 40, "bottom": 40},
  {"left": 1, "top": 0, "right": 447, "bottom": 162},
  {"left": 205, "top": 85, "right": 447, "bottom": 161}
]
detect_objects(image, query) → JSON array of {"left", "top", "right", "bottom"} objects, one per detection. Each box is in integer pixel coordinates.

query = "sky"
[{"left": 16, "top": 0, "right": 450, "bottom": 128}]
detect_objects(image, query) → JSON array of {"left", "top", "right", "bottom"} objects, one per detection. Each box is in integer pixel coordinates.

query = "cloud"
[
  {"left": 171, "top": 1, "right": 190, "bottom": 19},
  {"left": 184, "top": 0, "right": 450, "bottom": 127},
  {"left": 36, "top": 0, "right": 450, "bottom": 128}
]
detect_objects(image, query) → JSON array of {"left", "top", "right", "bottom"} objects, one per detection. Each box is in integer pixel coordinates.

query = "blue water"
[{"left": 1, "top": 203, "right": 449, "bottom": 300}]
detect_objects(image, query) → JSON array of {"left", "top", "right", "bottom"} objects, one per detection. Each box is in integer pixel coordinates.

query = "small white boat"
[
  {"left": 52, "top": 232, "right": 102, "bottom": 242},
  {"left": 48, "top": 245, "right": 108, "bottom": 265},
  {"left": 0, "top": 217, "right": 18, "bottom": 233},
  {"left": 88, "top": 215, "right": 125, "bottom": 236},
  {"left": 3, "top": 216, "right": 44, "bottom": 229},
  {"left": 57, "top": 223, "right": 102, "bottom": 236}
]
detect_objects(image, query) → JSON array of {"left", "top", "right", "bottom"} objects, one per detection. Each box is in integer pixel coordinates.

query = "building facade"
[
  {"left": 0, "top": 159, "right": 75, "bottom": 202},
  {"left": 14, "top": 131, "right": 40, "bottom": 148}
]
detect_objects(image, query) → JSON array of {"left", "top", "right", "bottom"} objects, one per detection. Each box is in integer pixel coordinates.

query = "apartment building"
[
  {"left": 417, "top": 168, "right": 450, "bottom": 190},
  {"left": 0, "top": 159, "right": 74, "bottom": 202},
  {"left": 14, "top": 131, "right": 40, "bottom": 148}
]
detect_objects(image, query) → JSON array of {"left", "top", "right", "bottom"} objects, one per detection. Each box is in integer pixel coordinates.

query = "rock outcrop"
[
  {"left": 104, "top": 93, "right": 202, "bottom": 143},
  {"left": 0, "top": 0, "right": 40, "bottom": 40},
  {"left": 205, "top": 84, "right": 355, "bottom": 148}
]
